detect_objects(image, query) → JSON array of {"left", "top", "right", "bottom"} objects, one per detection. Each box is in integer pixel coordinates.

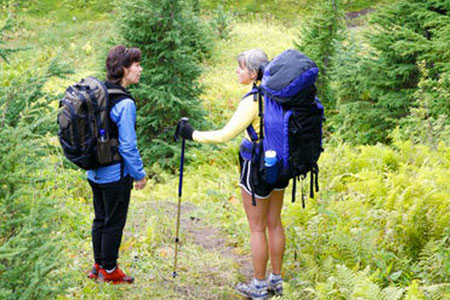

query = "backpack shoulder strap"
[
  {"left": 246, "top": 83, "right": 264, "bottom": 141},
  {"left": 107, "top": 88, "right": 134, "bottom": 108},
  {"left": 242, "top": 87, "right": 258, "bottom": 101},
  {"left": 243, "top": 86, "right": 260, "bottom": 142},
  {"left": 107, "top": 88, "right": 129, "bottom": 96}
]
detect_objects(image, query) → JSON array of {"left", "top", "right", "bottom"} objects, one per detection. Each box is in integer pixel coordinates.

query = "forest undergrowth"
[{"left": 1, "top": 2, "right": 449, "bottom": 299}]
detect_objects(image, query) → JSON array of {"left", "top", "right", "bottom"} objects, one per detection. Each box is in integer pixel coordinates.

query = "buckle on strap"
[{"left": 239, "top": 139, "right": 260, "bottom": 161}]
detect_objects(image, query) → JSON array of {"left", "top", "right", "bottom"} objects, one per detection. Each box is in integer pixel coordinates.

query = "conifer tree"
[
  {"left": 117, "top": 0, "right": 212, "bottom": 169},
  {"left": 295, "top": 0, "right": 345, "bottom": 109},
  {"left": 333, "top": 0, "right": 450, "bottom": 144}
]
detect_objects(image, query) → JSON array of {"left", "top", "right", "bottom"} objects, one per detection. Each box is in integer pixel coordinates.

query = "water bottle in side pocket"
[{"left": 264, "top": 150, "right": 278, "bottom": 184}]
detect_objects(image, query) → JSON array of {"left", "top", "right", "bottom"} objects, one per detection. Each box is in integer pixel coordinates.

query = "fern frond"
[{"left": 380, "top": 286, "right": 404, "bottom": 300}]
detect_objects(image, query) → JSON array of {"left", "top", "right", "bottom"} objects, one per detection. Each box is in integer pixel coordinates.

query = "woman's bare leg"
[
  {"left": 241, "top": 188, "right": 270, "bottom": 280},
  {"left": 267, "top": 190, "right": 285, "bottom": 275}
]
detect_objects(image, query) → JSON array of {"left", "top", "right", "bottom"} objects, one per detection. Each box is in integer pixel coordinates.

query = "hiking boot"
[
  {"left": 235, "top": 279, "right": 268, "bottom": 300},
  {"left": 87, "top": 263, "right": 100, "bottom": 280},
  {"left": 268, "top": 276, "right": 283, "bottom": 296},
  {"left": 98, "top": 266, "right": 134, "bottom": 284}
]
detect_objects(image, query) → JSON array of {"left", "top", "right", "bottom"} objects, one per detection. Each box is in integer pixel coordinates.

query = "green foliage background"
[{"left": 1, "top": 0, "right": 449, "bottom": 299}]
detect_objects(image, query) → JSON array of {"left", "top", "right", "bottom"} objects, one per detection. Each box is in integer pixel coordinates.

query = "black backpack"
[
  {"left": 57, "top": 77, "right": 130, "bottom": 170},
  {"left": 241, "top": 49, "right": 324, "bottom": 206}
]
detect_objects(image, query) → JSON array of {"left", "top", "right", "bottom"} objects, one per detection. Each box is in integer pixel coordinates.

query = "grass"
[
  {"left": 2, "top": 3, "right": 450, "bottom": 299},
  {"left": 1, "top": 6, "right": 115, "bottom": 97}
]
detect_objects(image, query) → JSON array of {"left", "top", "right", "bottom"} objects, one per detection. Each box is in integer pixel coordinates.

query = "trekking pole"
[{"left": 172, "top": 117, "right": 188, "bottom": 278}]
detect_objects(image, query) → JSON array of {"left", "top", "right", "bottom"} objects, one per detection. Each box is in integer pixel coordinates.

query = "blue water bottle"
[
  {"left": 99, "top": 129, "right": 106, "bottom": 142},
  {"left": 264, "top": 150, "right": 277, "bottom": 184}
]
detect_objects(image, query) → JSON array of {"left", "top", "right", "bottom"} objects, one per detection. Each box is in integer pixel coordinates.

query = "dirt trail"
[
  {"left": 161, "top": 201, "right": 253, "bottom": 281},
  {"left": 123, "top": 198, "right": 253, "bottom": 299}
]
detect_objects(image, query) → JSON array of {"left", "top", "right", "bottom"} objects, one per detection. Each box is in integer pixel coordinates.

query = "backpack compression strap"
[
  {"left": 256, "top": 86, "right": 265, "bottom": 206},
  {"left": 292, "top": 176, "right": 306, "bottom": 208}
]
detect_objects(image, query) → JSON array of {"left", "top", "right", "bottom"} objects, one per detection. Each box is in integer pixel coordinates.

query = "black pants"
[{"left": 88, "top": 176, "right": 132, "bottom": 270}]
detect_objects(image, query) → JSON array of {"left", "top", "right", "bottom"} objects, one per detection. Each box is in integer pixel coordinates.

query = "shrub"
[
  {"left": 0, "top": 19, "right": 73, "bottom": 298},
  {"left": 0, "top": 113, "right": 68, "bottom": 300}
]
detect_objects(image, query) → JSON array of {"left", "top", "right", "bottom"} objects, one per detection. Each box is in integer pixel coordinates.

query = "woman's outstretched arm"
[{"left": 193, "top": 96, "right": 258, "bottom": 144}]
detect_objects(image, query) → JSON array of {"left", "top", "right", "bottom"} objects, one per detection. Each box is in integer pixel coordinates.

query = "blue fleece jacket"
[{"left": 87, "top": 98, "right": 146, "bottom": 183}]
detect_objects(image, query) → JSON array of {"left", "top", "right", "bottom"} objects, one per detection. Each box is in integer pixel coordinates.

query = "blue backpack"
[{"left": 239, "top": 49, "right": 324, "bottom": 206}]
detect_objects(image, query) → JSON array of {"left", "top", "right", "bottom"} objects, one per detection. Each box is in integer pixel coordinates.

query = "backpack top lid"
[{"left": 260, "top": 49, "right": 318, "bottom": 100}]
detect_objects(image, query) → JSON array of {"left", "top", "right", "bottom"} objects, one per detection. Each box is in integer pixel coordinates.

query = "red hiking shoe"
[
  {"left": 98, "top": 266, "right": 134, "bottom": 284},
  {"left": 87, "top": 263, "right": 100, "bottom": 280}
]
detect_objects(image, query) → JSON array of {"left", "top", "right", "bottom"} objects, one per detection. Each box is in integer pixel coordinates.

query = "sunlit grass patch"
[{"left": 200, "top": 22, "right": 296, "bottom": 126}]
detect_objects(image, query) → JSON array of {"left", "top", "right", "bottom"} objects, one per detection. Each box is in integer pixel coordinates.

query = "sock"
[
  {"left": 253, "top": 277, "right": 268, "bottom": 288},
  {"left": 269, "top": 273, "right": 282, "bottom": 282},
  {"left": 106, "top": 266, "right": 117, "bottom": 273}
]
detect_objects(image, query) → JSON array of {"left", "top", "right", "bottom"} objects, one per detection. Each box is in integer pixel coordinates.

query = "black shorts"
[{"left": 239, "top": 153, "right": 289, "bottom": 199}]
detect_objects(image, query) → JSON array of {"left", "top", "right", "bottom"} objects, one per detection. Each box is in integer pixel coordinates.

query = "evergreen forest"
[{"left": 0, "top": 0, "right": 449, "bottom": 299}]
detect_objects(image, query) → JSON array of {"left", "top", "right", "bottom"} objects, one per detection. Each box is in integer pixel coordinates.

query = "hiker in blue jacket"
[
  {"left": 176, "top": 49, "right": 286, "bottom": 300},
  {"left": 86, "top": 45, "right": 147, "bottom": 284}
]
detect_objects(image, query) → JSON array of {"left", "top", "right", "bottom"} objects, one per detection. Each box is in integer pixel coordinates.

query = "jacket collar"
[{"left": 105, "top": 81, "right": 131, "bottom": 95}]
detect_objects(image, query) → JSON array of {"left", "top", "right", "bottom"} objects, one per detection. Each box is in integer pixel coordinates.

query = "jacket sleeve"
[
  {"left": 192, "top": 96, "right": 258, "bottom": 144},
  {"left": 111, "top": 99, "right": 146, "bottom": 180}
]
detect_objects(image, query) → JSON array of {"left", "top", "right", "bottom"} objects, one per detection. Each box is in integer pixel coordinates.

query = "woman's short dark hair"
[{"left": 106, "top": 45, "right": 141, "bottom": 84}]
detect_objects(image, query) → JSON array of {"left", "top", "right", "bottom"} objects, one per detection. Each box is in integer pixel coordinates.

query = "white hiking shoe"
[
  {"left": 268, "top": 275, "right": 283, "bottom": 296},
  {"left": 235, "top": 278, "right": 268, "bottom": 300}
]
